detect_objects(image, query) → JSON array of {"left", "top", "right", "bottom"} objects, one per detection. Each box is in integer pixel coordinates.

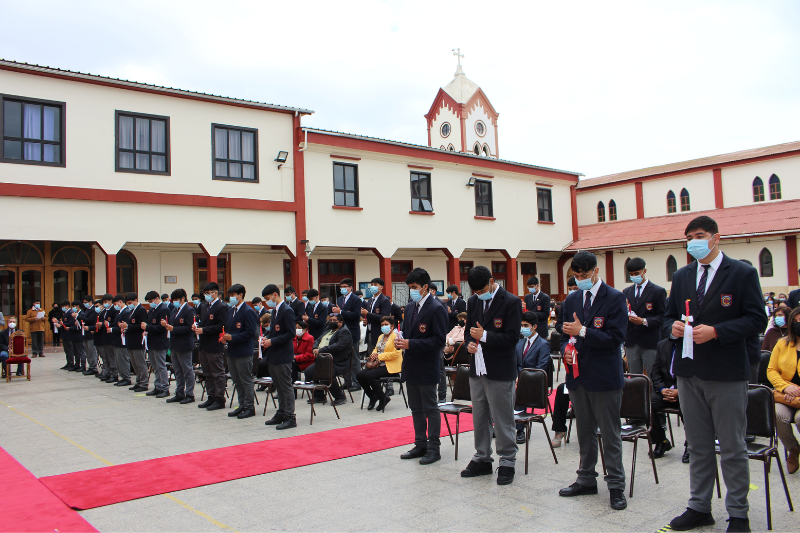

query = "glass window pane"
[
  {"left": 197, "top": 257, "right": 207, "bottom": 269},
  {"left": 119, "top": 151, "right": 134, "bottom": 168},
  {"left": 0, "top": 270, "right": 16, "bottom": 317},
  {"left": 331, "top": 263, "right": 341, "bottom": 274},
  {"left": 242, "top": 131, "right": 254, "bottom": 162},
  {"left": 229, "top": 130, "right": 241, "bottom": 161},
  {"left": 334, "top": 191, "right": 345, "bottom": 205},
  {"left": 229, "top": 162, "right": 241, "bottom": 178},
  {"left": 319, "top": 263, "right": 328, "bottom": 275},
  {"left": 345, "top": 192, "right": 356, "bottom": 206},
  {"left": 412, "top": 198, "right": 420, "bottom": 211},
  {"left": 215, "top": 128, "right": 227, "bottom": 159},
  {"left": 135, "top": 118, "right": 150, "bottom": 151},
  {"left": 136, "top": 153, "right": 149, "bottom": 170},
  {"left": 43, "top": 144, "right": 59, "bottom": 163},
  {"left": 151, "top": 120, "right": 166, "bottom": 153},
  {"left": 52, "top": 269, "right": 68, "bottom": 305},
  {"left": 24, "top": 142, "right": 41, "bottom": 161},
  {"left": 344, "top": 166, "right": 355, "bottom": 190},
  {"left": 21, "top": 270, "right": 42, "bottom": 313},
  {"left": 23, "top": 103, "right": 41, "bottom": 139},
  {"left": 333, "top": 165, "right": 344, "bottom": 190},
  {"left": 243, "top": 164, "right": 255, "bottom": 179},
  {"left": 151, "top": 155, "right": 166, "bottom": 171},
  {"left": 422, "top": 199, "right": 432, "bottom": 211},
  {"left": 43, "top": 106, "right": 60, "bottom": 141},
  {"left": 4, "top": 140, "right": 21, "bottom": 159},
  {"left": 215, "top": 161, "right": 227, "bottom": 177},
  {"left": 4, "top": 101, "right": 21, "bottom": 137},
  {"left": 119, "top": 116, "right": 134, "bottom": 149}
]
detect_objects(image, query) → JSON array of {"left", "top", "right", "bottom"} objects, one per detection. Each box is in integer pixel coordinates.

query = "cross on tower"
[{"left": 452, "top": 48, "right": 464, "bottom": 68}]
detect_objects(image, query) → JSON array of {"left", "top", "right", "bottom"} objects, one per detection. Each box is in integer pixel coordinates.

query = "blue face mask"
[
  {"left": 84, "top": 302, "right": 92, "bottom": 309},
  {"left": 103, "top": 302, "right": 111, "bottom": 309},
  {"left": 340, "top": 288, "right": 349, "bottom": 296},
  {"left": 575, "top": 277, "right": 594, "bottom": 291},
  {"left": 72, "top": 306, "right": 79, "bottom": 313},
  {"left": 173, "top": 301, "right": 181, "bottom": 308},
  {"left": 321, "top": 301, "right": 329, "bottom": 307},
  {"left": 62, "top": 307, "right": 68, "bottom": 313},
  {"left": 381, "top": 325, "right": 392, "bottom": 335},
  {"left": 204, "top": 294, "right": 214, "bottom": 302},
  {"left": 409, "top": 289, "right": 422, "bottom": 302},
  {"left": 265, "top": 325, "right": 271, "bottom": 331},
  {"left": 369, "top": 286, "right": 380, "bottom": 296},
  {"left": 230, "top": 296, "right": 238, "bottom": 306},
  {"left": 266, "top": 299, "right": 276, "bottom": 308},
  {"left": 302, "top": 296, "right": 309, "bottom": 302},
  {"left": 630, "top": 275, "right": 643, "bottom": 285},
  {"left": 114, "top": 304, "right": 121, "bottom": 311},
  {"left": 285, "top": 295, "right": 292, "bottom": 301},
  {"left": 94, "top": 306, "right": 102, "bottom": 313},
  {"left": 775, "top": 316, "right": 786, "bottom": 327},
  {"left": 520, "top": 327, "right": 533, "bottom": 338},
  {"left": 528, "top": 287, "right": 538, "bottom": 295},
  {"left": 477, "top": 290, "right": 492, "bottom": 301},
  {"left": 687, "top": 237, "right": 713, "bottom": 260},
  {"left": 127, "top": 303, "right": 135, "bottom": 310},
  {"left": 192, "top": 299, "right": 201, "bottom": 306},
  {"left": 447, "top": 293, "right": 453, "bottom": 300},
  {"left": 255, "top": 305, "right": 262, "bottom": 312}
]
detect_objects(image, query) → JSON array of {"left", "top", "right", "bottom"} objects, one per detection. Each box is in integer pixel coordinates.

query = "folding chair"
[
  {"left": 292, "top": 353, "right": 341, "bottom": 425},
  {"left": 549, "top": 332, "right": 562, "bottom": 381},
  {"left": 440, "top": 365, "right": 472, "bottom": 460},
  {"left": 253, "top": 377, "right": 277, "bottom": 415},
  {"left": 444, "top": 342, "right": 468, "bottom": 397},
  {"left": 515, "top": 368, "right": 558, "bottom": 473}
]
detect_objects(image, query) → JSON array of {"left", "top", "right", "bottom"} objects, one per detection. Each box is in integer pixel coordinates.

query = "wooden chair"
[
  {"left": 440, "top": 364, "right": 472, "bottom": 460},
  {"left": 5, "top": 331, "right": 31, "bottom": 382},
  {"left": 515, "top": 368, "right": 558, "bottom": 473},
  {"left": 292, "top": 353, "right": 341, "bottom": 425}
]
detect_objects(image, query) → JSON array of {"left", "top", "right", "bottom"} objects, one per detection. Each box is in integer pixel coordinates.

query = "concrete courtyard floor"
[{"left": 1, "top": 352, "right": 797, "bottom": 532}]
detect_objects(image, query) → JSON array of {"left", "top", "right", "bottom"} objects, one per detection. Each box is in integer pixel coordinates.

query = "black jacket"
[
  {"left": 789, "top": 288, "right": 800, "bottom": 310},
  {"left": 144, "top": 303, "right": 171, "bottom": 351},
  {"left": 622, "top": 281, "right": 667, "bottom": 350},
  {"left": 445, "top": 296, "right": 467, "bottom": 330},
  {"left": 304, "top": 301, "right": 329, "bottom": 341},
  {"left": 169, "top": 303, "right": 196, "bottom": 352},
  {"left": 197, "top": 299, "right": 228, "bottom": 353},
  {"left": 651, "top": 339, "right": 678, "bottom": 397},
  {"left": 524, "top": 291, "right": 551, "bottom": 334},
  {"left": 391, "top": 303, "right": 403, "bottom": 329},
  {"left": 108, "top": 307, "right": 128, "bottom": 348},
  {"left": 264, "top": 302, "right": 296, "bottom": 365},
  {"left": 336, "top": 293, "right": 362, "bottom": 342},
  {"left": 400, "top": 295, "right": 448, "bottom": 385},
  {"left": 76, "top": 305, "right": 96, "bottom": 342},
  {"left": 288, "top": 297, "right": 305, "bottom": 319},
  {"left": 94, "top": 306, "right": 109, "bottom": 346},
  {"left": 64, "top": 309, "right": 81, "bottom": 342},
  {"left": 465, "top": 286, "right": 523, "bottom": 381},
  {"left": 665, "top": 254, "right": 768, "bottom": 382},
  {"left": 313, "top": 323, "right": 353, "bottom": 377},
  {"left": 125, "top": 304, "right": 148, "bottom": 349},
  {"left": 365, "top": 293, "right": 392, "bottom": 347},
  {"left": 226, "top": 303, "right": 258, "bottom": 358}
]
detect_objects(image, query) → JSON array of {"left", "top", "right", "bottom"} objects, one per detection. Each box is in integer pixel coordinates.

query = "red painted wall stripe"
[
  {"left": 787, "top": 236, "right": 798, "bottom": 286},
  {"left": 635, "top": 181, "right": 644, "bottom": 219},
  {"left": 713, "top": 168, "right": 724, "bottom": 209}
]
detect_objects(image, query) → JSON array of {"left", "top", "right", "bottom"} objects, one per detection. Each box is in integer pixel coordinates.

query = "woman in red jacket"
[{"left": 293, "top": 320, "right": 315, "bottom": 383}]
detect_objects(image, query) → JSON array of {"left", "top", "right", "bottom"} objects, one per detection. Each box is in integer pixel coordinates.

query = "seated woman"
[
  {"left": 304, "top": 314, "right": 350, "bottom": 406},
  {"left": 443, "top": 312, "right": 467, "bottom": 356},
  {"left": 762, "top": 307, "right": 789, "bottom": 353},
  {"left": 767, "top": 307, "right": 800, "bottom": 474},
  {"left": 356, "top": 316, "right": 402, "bottom": 412},
  {"left": 292, "top": 320, "right": 315, "bottom": 383}
]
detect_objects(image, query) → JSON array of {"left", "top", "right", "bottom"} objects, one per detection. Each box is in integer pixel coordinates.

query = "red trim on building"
[
  {"left": 570, "top": 185, "right": 579, "bottom": 242},
  {"left": 605, "top": 251, "right": 615, "bottom": 288},
  {"left": 427, "top": 126, "right": 431, "bottom": 148},
  {"left": 538, "top": 221, "right": 555, "bottom": 225},
  {"left": 464, "top": 88, "right": 500, "bottom": 125},
  {"left": 105, "top": 253, "right": 117, "bottom": 294},
  {"left": 424, "top": 89, "right": 462, "bottom": 127},
  {"left": 787, "top": 236, "right": 798, "bottom": 286},
  {"left": 409, "top": 211, "right": 435, "bottom": 216},
  {"left": 474, "top": 216, "right": 496, "bottom": 221},
  {"left": 332, "top": 205, "right": 363, "bottom": 211},
  {"left": 535, "top": 182, "right": 552, "bottom": 187},
  {"left": 408, "top": 164, "right": 434, "bottom": 170},
  {"left": 472, "top": 172, "right": 494, "bottom": 179},
  {"left": 506, "top": 258, "right": 518, "bottom": 296},
  {"left": 293, "top": 114, "right": 310, "bottom": 292},
  {"left": 460, "top": 112, "right": 467, "bottom": 153},
  {"left": 635, "top": 181, "right": 644, "bottom": 219},
  {"left": 330, "top": 154, "right": 361, "bottom": 161},
  {"left": 713, "top": 168, "right": 724, "bottom": 209}
]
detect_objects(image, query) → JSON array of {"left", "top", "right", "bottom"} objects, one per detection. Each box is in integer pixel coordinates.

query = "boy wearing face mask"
[
  {"left": 143, "top": 290, "right": 171, "bottom": 398},
  {"left": 57, "top": 301, "right": 74, "bottom": 370},
  {"left": 164, "top": 288, "right": 197, "bottom": 403},
  {"left": 79, "top": 294, "right": 99, "bottom": 375},
  {"left": 261, "top": 283, "right": 298, "bottom": 429},
  {"left": 192, "top": 282, "right": 230, "bottom": 411},
  {"left": 445, "top": 285, "right": 467, "bottom": 331},
  {"left": 514, "top": 311, "right": 551, "bottom": 443},
  {"left": 622, "top": 258, "right": 667, "bottom": 377},
  {"left": 24, "top": 300, "right": 47, "bottom": 358},
  {"left": 284, "top": 287, "right": 305, "bottom": 318},
  {"left": 222, "top": 284, "right": 258, "bottom": 419},
  {"left": 332, "top": 278, "right": 362, "bottom": 391},
  {"left": 96, "top": 294, "right": 115, "bottom": 382},
  {"left": 108, "top": 295, "right": 131, "bottom": 386},
  {"left": 93, "top": 297, "right": 110, "bottom": 380},
  {"left": 361, "top": 278, "right": 393, "bottom": 356},
  {"left": 302, "top": 289, "right": 328, "bottom": 341},
  {"left": 524, "top": 276, "right": 551, "bottom": 337},
  {"left": 67, "top": 300, "right": 87, "bottom": 372},
  {"left": 123, "top": 293, "right": 150, "bottom": 391}
]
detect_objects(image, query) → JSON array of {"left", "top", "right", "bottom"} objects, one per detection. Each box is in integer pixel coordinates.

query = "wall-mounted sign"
[{"left": 164, "top": 276, "right": 177, "bottom": 284}]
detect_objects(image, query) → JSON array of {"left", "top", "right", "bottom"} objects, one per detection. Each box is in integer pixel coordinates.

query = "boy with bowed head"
[
  {"left": 191, "top": 283, "right": 229, "bottom": 411},
  {"left": 261, "top": 284, "right": 298, "bottom": 429},
  {"left": 222, "top": 284, "right": 258, "bottom": 419},
  {"left": 163, "top": 288, "right": 197, "bottom": 404}
]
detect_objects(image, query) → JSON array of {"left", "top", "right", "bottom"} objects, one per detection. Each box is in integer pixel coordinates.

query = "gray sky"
[{"left": 2, "top": 0, "right": 799, "bottom": 178}]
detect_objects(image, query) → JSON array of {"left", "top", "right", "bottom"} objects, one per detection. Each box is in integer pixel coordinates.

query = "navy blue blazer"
[
  {"left": 108, "top": 307, "right": 128, "bottom": 348},
  {"left": 169, "top": 303, "right": 197, "bottom": 352},
  {"left": 226, "top": 303, "right": 258, "bottom": 358},
  {"left": 524, "top": 291, "right": 551, "bottom": 334},
  {"left": 288, "top": 297, "right": 305, "bottom": 320},
  {"left": 336, "top": 293, "right": 362, "bottom": 342},
  {"left": 144, "top": 303, "right": 171, "bottom": 351},
  {"left": 400, "top": 295, "right": 447, "bottom": 385},
  {"left": 77, "top": 305, "right": 96, "bottom": 342},
  {"left": 124, "top": 304, "right": 148, "bottom": 348},
  {"left": 622, "top": 281, "right": 667, "bottom": 350},
  {"left": 94, "top": 307, "right": 110, "bottom": 346},
  {"left": 305, "top": 301, "right": 329, "bottom": 341},
  {"left": 664, "top": 254, "right": 768, "bottom": 382},
  {"left": 446, "top": 296, "right": 467, "bottom": 330},
  {"left": 560, "top": 281, "right": 627, "bottom": 392},
  {"left": 265, "top": 302, "right": 296, "bottom": 365},
  {"left": 365, "top": 293, "right": 392, "bottom": 346},
  {"left": 516, "top": 334, "right": 551, "bottom": 375},
  {"left": 197, "top": 299, "right": 228, "bottom": 353},
  {"left": 465, "top": 286, "right": 523, "bottom": 381}
]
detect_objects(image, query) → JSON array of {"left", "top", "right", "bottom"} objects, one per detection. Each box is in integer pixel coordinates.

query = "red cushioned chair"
[{"left": 6, "top": 331, "right": 31, "bottom": 382}]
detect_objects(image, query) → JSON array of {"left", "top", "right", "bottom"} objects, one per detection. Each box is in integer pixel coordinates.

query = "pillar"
[
  {"left": 787, "top": 235, "right": 798, "bottom": 286},
  {"left": 635, "top": 182, "right": 644, "bottom": 219},
  {"left": 605, "top": 251, "right": 615, "bottom": 288},
  {"left": 105, "top": 254, "right": 117, "bottom": 294},
  {"left": 447, "top": 257, "right": 460, "bottom": 291},
  {"left": 570, "top": 185, "right": 579, "bottom": 242},
  {"left": 713, "top": 168, "right": 724, "bottom": 209},
  {"left": 207, "top": 255, "right": 218, "bottom": 287},
  {"left": 369, "top": 248, "right": 392, "bottom": 294},
  {"left": 292, "top": 113, "right": 309, "bottom": 292},
  {"left": 506, "top": 257, "right": 518, "bottom": 296}
]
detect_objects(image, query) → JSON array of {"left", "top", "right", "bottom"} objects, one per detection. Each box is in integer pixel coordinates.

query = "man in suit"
[
  {"left": 163, "top": 288, "right": 197, "bottom": 404},
  {"left": 462, "top": 265, "right": 522, "bottom": 485},
  {"left": 650, "top": 338, "right": 680, "bottom": 459},
  {"left": 143, "top": 290, "right": 171, "bottom": 398},
  {"left": 99, "top": 294, "right": 119, "bottom": 383},
  {"left": 302, "top": 289, "right": 329, "bottom": 341},
  {"left": 362, "top": 277, "right": 393, "bottom": 355},
  {"left": 191, "top": 282, "right": 229, "bottom": 411},
  {"left": 787, "top": 275, "right": 800, "bottom": 309},
  {"left": 332, "top": 277, "right": 362, "bottom": 390},
  {"left": 78, "top": 294, "right": 99, "bottom": 375},
  {"left": 445, "top": 285, "right": 467, "bottom": 330},
  {"left": 108, "top": 295, "right": 131, "bottom": 386},
  {"left": 524, "top": 276, "right": 551, "bottom": 337},
  {"left": 223, "top": 284, "right": 258, "bottom": 419},
  {"left": 559, "top": 251, "right": 629, "bottom": 511},
  {"left": 261, "top": 283, "right": 297, "bottom": 429},
  {"left": 306, "top": 313, "right": 351, "bottom": 405},
  {"left": 394, "top": 268, "right": 447, "bottom": 466},
  {"left": 123, "top": 293, "right": 150, "bottom": 392},
  {"left": 665, "top": 216, "right": 767, "bottom": 532},
  {"left": 515, "top": 311, "right": 551, "bottom": 444},
  {"left": 93, "top": 296, "right": 111, "bottom": 381},
  {"left": 622, "top": 257, "right": 667, "bottom": 377},
  {"left": 66, "top": 300, "right": 87, "bottom": 372},
  {"left": 284, "top": 286, "right": 306, "bottom": 318}
]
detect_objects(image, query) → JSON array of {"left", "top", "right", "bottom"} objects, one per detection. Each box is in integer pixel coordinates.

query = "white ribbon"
[
  {"left": 475, "top": 343, "right": 487, "bottom": 376},
  {"left": 681, "top": 314, "right": 694, "bottom": 360}
]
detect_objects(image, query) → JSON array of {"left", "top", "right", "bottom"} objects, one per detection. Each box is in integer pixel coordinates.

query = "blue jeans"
[{"left": 0, "top": 351, "right": 23, "bottom": 374}]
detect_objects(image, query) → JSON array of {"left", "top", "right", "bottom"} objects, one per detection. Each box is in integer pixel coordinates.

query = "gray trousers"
[
  {"left": 775, "top": 404, "right": 800, "bottom": 451},
  {"left": 63, "top": 339, "right": 74, "bottom": 366},
  {"left": 625, "top": 344, "right": 656, "bottom": 376},
  {"left": 470, "top": 376, "right": 518, "bottom": 467},
  {"left": 85, "top": 339, "right": 98, "bottom": 370},
  {"left": 570, "top": 383, "right": 626, "bottom": 490},
  {"left": 268, "top": 362, "right": 295, "bottom": 419},
  {"left": 148, "top": 349, "right": 169, "bottom": 391},
  {"left": 228, "top": 356, "right": 255, "bottom": 409},
  {"left": 129, "top": 348, "right": 149, "bottom": 386},
  {"left": 115, "top": 346, "right": 130, "bottom": 380},
  {"left": 95, "top": 344, "right": 107, "bottom": 374},
  {"left": 678, "top": 376, "right": 749, "bottom": 518},
  {"left": 102, "top": 345, "right": 118, "bottom": 377},
  {"left": 31, "top": 331, "right": 44, "bottom": 356},
  {"left": 172, "top": 350, "right": 194, "bottom": 398},
  {"left": 407, "top": 383, "right": 441, "bottom": 453},
  {"left": 73, "top": 338, "right": 86, "bottom": 368}
]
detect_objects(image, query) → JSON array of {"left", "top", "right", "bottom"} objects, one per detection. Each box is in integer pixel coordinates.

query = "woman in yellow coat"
[
  {"left": 356, "top": 316, "right": 403, "bottom": 412},
  {"left": 767, "top": 307, "right": 800, "bottom": 474}
]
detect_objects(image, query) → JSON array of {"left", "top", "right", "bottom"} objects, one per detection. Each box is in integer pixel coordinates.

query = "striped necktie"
[
  {"left": 697, "top": 265, "right": 711, "bottom": 307},
  {"left": 583, "top": 291, "right": 592, "bottom": 324}
]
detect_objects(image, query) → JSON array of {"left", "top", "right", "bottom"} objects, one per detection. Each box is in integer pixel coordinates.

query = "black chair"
[
  {"left": 662, "top": 406, "right": 682, "bottom": 447},
  {"left": 292, "top": 353, "right": 341, "bottom": 425},
  {"left": 758, "top": 350, "right": 773, "bottom": 387},
  {"left": 334, "top": 346, "right": 356, "bottom": 403},
  {"left": 253, "top": 377, "right": 277, "bottom": 415},
  {"left": 598, "top": 374, "right": 659, "bottom": 497},
  {"left": 444, "top": 342, "right": 468, "bottom": 396},
  {"left": 440, "top": 365, "right": 472, "bottom": 460},
  {"left": 379, "top": 376, "right": 407, "bottom": 408},
  {"left": 549, "top": 332, "right": 562, "bottom": 381},
  {"left": 714, "top": 385, "right": 793, "bottom": 531},
  {"left": 515, "top": 368, "right": 558, "bottom": 473}
]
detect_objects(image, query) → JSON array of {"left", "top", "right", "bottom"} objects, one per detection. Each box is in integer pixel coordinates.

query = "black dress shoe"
[
  {"left": 559, "top": 482, "right": 598, "bottom": 497},
  {"left": 726, "top": 517, "right": 750, "bottom": 532},
  {"left": 609, "top": 488, "right": 627, "bottom": 510},
  {"left": 653, "top": 442, "right": 665, "bottom": 459},
  {"left": 333, "top": 397, "right": 348, "bottom": 406},
  {"left": 145, "top": 389, "right": 160, "bottom": 396},
  {"left": 682, "top": 447, "right": 691, "bottom": 463},
  {"left": 105, "top": 377, "right": 119, "bottom": 383},
  {"left": 461, "top": 460, "right": 493, "bottom": 477},
  {"left": 497, "top": 466, "right": 515, "bottom": 485},
  {"left": 72, "top": 366, "right": 86, "bottom": 372},
  {"left": 115, "top": 379, "right": 131, "bottom": 387},
  {"left": 206, "top": 399, "right": 225, "bottom": 411},
  {"left": 265, "top": 414, "right": 284, "bottom": 425},
  {"left": 180, "top": 396, "right": 195, "bottom": 404},
  {"left": 237, "top": 408, "right": 255, "bottom": 419},
  {"left": 669, "top": 508, "right": 715, "bottom": 531},
  {"left": 376, "top": 396, "right": 390, "bottom": 411},
  {"left": 198, "top": 398, "right": 216, "bottom": 408},
  {"left": 133, "top": 385, "right": 148, "bottom": 392},
  {"left": 166, "top": 395, "right": 185, "bottom": 403},
  {"left": 156, "top": 389, "right": 170, "bottom": 398},
  {"left": 400, "top": 446, "right": 427, "bottom": 459},
  {"left": 96, "top": 373, "right": 107, "bottom": 379},
  {"left": 276, "top": 417, "right": 297, "bottom": 430},
  {"left": 348, "top": 384, "right": 362, "bottom": 392},
  {"left": 61, "top": 364, "right": 72, "bottom": 370},
  {"left": 419, "top": 451, "right": 441, "bottom": 465},
  {"left": 82, "top": 369, "right": 97, "bottom": 375},
  {"left": 516, "top": 430, "right": 526, "bottom": 444},
  {"left": 228, "top": 407, "right": 245, "bottom": 417},
  {"left": 367, "top": 398, "right": 378, "bottom": 410}
]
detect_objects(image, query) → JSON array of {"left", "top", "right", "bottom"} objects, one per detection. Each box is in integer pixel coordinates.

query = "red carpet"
[
  {"left": 41, "top": 413, "right": 475, "bottom": 510},
  {"left": 0, "top": 446, "right": 96, "bottom": 532}
]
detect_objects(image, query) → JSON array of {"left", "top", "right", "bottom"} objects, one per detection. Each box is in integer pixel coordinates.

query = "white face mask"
[
  {"left": 8, "top": 322, "right": 16, "bottom": 329},
  {"left": 296, "top": 329, "right": 304, "bottom": 337}
]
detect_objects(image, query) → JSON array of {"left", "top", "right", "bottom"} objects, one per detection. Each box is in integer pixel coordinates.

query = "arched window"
[
  {"left": 52, "top": 246, "right": 90, "bottom": 265},
  {"left": 440, "top": 122, "right": 451, "bottom": 138},
  {"left": 439, "top": 145, "right": 446, "bottom": 150},
  {"left": 447, "top": 144, "right": 455, "bottom": 151},
  {"left": 666, "top": 255, "right": 677, "bottom": 282},
  {"left": 0, "top": 242, "right": 43, "bottom": 265},
  {"left": 597, "top": 201, "right": 606, "bottom": 222},
  {"left": 759, "top": 248, "right": 773, "bottom": 277},
  {"left": 473, "top": 142, "right": 481, "bottom": 156},
  {"left": 116, "top": 250, "right": 138, "bottom": 293},
  {"left": 769, "top": 174, "right": 782, "bottom": 200},
  {"left": 482, "top": 144, "right": 490, "bottom": 157},
  {"left": 752, "top": 177, "right": 764, "bottom": 202},
  {"left": 680, "top": 188, "right": 690, "bottom": 211},
  {"left": 667, "top": 190, "right": 676, "bottom": 213},
  {"left": 609, "top": 199, "right": 617, "bottom": 221}
]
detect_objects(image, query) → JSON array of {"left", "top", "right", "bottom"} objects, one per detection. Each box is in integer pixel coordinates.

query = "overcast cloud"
[{"left": 2, "top": 0, "right": 799, "bottom": 178}]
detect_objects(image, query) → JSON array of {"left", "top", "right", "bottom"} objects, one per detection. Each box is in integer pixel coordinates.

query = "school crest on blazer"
[
  {"left": 494, "top": 318, "right": 503, "bottom": 328},
  {"left": 152, "top": 319, "right": 157, "bottom": 324},
  {"left": 274, "top": 324, "right": 280, "bottom": 331},
  {"left": 721, "top": 294, "right": 732, "bottom": 307},
  {"left": 179, "top": 318, "right": 184, "bottom": 323},
  {"left": 646, "top": 303, "right": 653, "bottom": 310},
  {"left": 236, "top": 322, "right": 242, "bottom": 329},
  {"left": 419, "top": 324, "right": 427, "bottom": 333},
  {"left": 209, "top": 314, "right": 214, "bottom": 320},
  {"left": 594, "top": 317, "right": 604, "bottom": 328}
]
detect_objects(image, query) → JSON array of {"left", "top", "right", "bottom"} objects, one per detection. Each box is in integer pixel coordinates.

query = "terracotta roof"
[
  {"left": 578, "top": 140, "right": 800, "bottom": 189},
  {"left": 566, "top": 199, "right": 800, "bottom": 251}
]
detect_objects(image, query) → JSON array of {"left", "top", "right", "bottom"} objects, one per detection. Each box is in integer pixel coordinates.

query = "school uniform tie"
[
  {"left": 636, "top": 285, "right": 641, "bottom": 302},
  {"left": 523, "top": 339, "right": 533, "bottom": 357},
  {"left": 583, "top": 291, "right": 592, "bottom": 324},
  {"left": 697, "top": 264, "right": 711, "bottom": 307}
]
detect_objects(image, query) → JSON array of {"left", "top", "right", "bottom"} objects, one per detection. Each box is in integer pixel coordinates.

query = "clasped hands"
[{"left": 671, "top": 321, "right": 717, "bottom": 344}]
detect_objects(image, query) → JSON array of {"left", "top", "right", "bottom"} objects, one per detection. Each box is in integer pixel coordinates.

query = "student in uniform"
[
  {"left": 108, "top": 295, "right": 131, "bottom": 386},
  {"left": 164, "top": 288, "right": 197, "bottom": 403},
  {"left": 143, "top": 291, "right": 171, "bottom": 398},
  {"left": 524, "top": 276, "right": 551, "bottom": 337},
  {"left": 98, "top": 294, "right": 118, "bottom": 382},
  {"left": 665, "top": 216, "right": 767, "bottom": 533},
  {"left": 515, "top": 311, "right": 551, "bottom": 443},
  {"left": 252, "top": 297, "right": 267, "bottom": 320},
  {"left": 223, "top": 284, "right": 258, "bottom": 419},
  {"left": 192, "top": 282, "right": 229, "bottom": 411},
  {"left": 394, "top": 268, "right": 447, "bottom": 466},
  {"left": 92, "top": 298, "right": 108, "bottom": 379},
  {"left": 303, "top": 289, "right": 328, "bottom": 341},
  {"left": 284, "top": 286, "right": 306, "bottom": 318},
  {"left": 445, "top": 285, "right": 467, "bottom": 331},
  {"left": 123, "top": 293, "right": 149, "bottom": 392},
  {"left": 57, "top": 301, "right": 74, "bottom": 369},
  {"left": 261, "top": 284, "right": 297, "bottom": 429},
  {"left": 558, "top": 251, "right": 628, "bottom": 511},
  {"left": 332, "top": 278, "right": 362, "bottom": 391},
  {"left": 362, "top": 277, "right": 393, "bottom": 356},
  {"left": 78, "top": 294, "right": 99, "bottom": 375},
  {"left": 462, "top": 265, "right": 523, "bottom": 485},
  {"left": 554, "top": 277, "right": 579, "bottom": 334},
  {"left": 622, "top": 258, "right": 667, "bottom": 376},
  {"left": 67, "top": 300, "right": 87, "bottom": 372}
]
